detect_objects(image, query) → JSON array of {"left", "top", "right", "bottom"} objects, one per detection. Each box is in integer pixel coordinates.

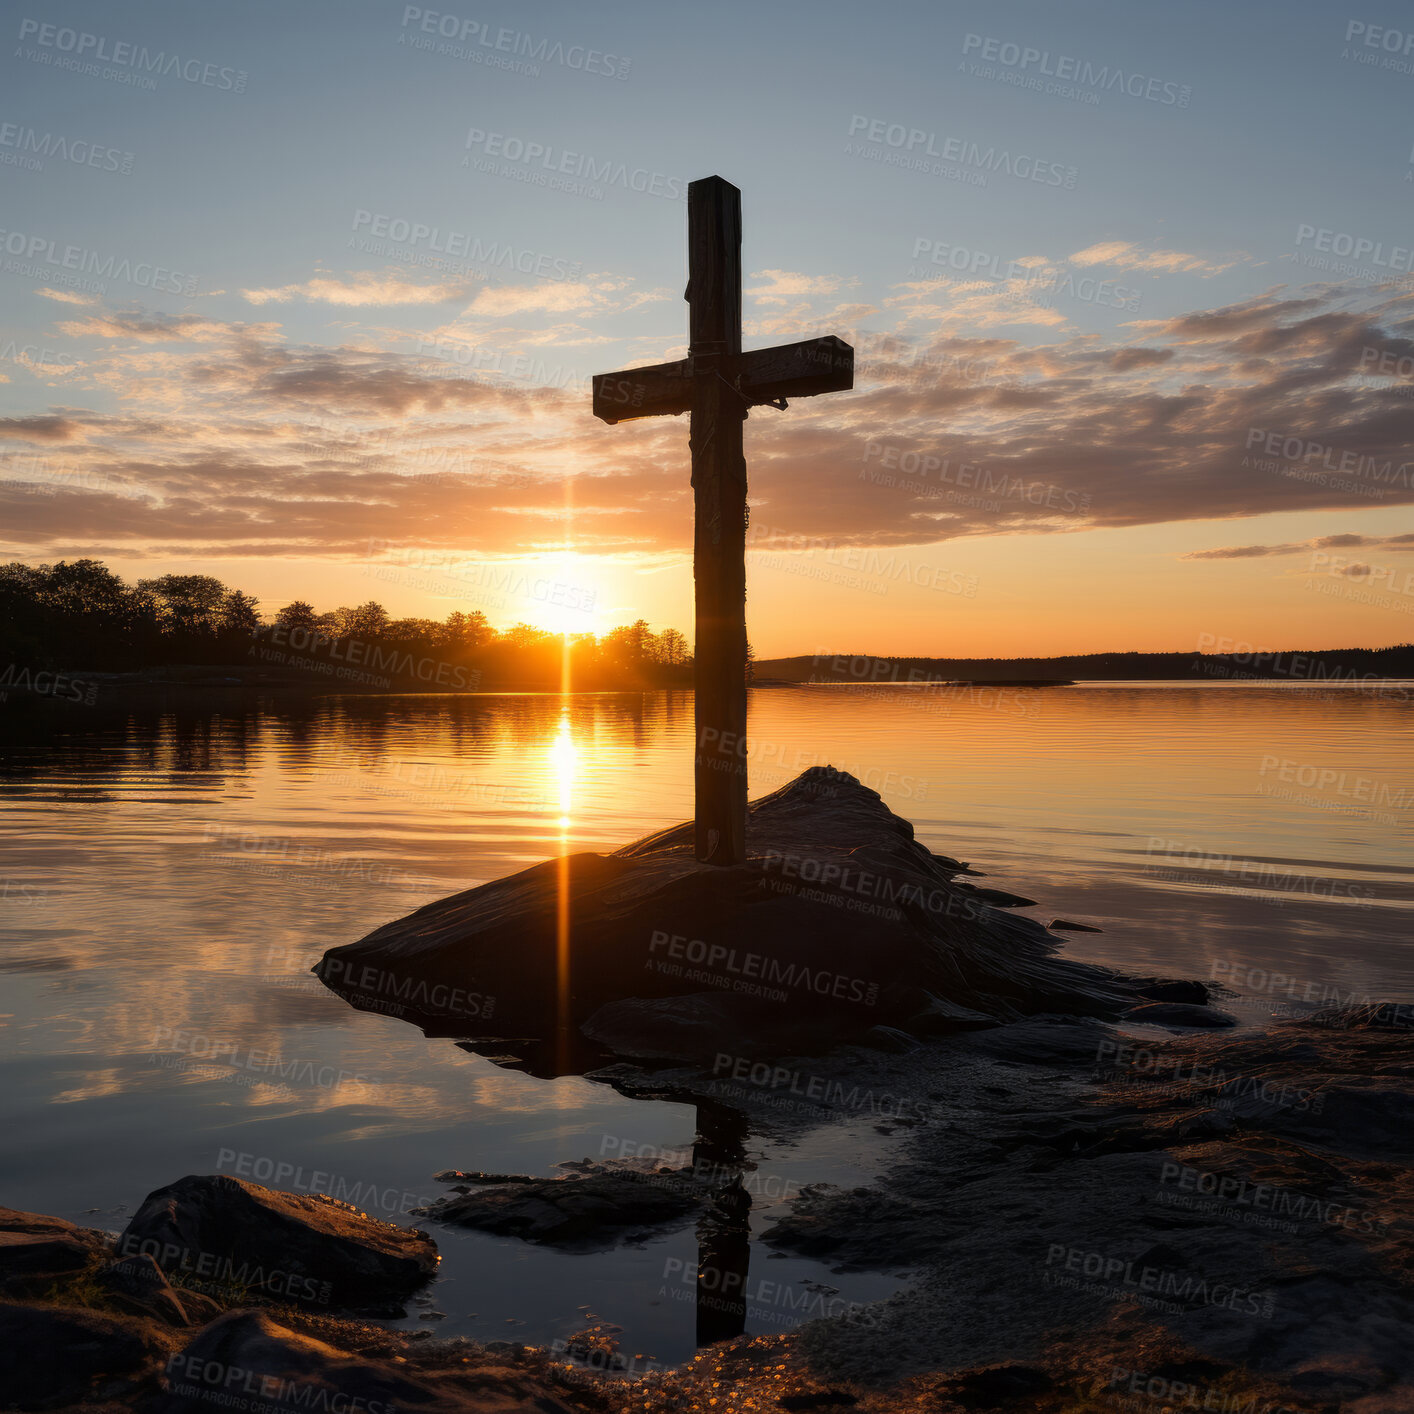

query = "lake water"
[{"left": 2, "top": 682, "right": 1411, "bottom": 1364}]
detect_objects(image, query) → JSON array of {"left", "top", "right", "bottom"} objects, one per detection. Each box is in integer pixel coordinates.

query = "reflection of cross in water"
[{"left": 691, "top": 1100, "right": 753, "bottom": 1347}]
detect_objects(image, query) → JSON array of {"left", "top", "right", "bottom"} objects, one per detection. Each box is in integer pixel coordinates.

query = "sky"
[{"left": 3, "top": 0, "right": 1414, "bottom": 657}]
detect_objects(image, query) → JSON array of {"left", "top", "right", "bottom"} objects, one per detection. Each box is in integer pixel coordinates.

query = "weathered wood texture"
[
  {"left": 688, "top": 177, "right": 748, "bottom": 866},
  {"left": 591, "top": 177, "right": 855, "bottom": 865},
  {"left": 590, "top": 337, "right": 854, "bottom": 425}
]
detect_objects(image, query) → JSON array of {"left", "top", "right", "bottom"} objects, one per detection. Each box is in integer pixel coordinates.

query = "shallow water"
[{"left": 1, "top": 682, "right": 1410, "bottom": 1362}]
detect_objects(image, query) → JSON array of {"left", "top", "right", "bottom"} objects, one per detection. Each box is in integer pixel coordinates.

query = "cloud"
[
  {"left": 0, "top": 415, "right": 87, "bottom": 443},
  {"left": 242, "top": 272, "right": 473, "bottom": 306},
  {"left": 1183, "top": 533, "right": 1414, "bottom": 560},
  {"left": 1069, "top": 241, "right": 1244, "bottom": 276},
  {"left": 467, "top": 281, "right": 609, "bottom": 317},
  {"left": 747, "top": 270, "right": 857, "bottom": 306},
  {"left": 36, "top": 288, "right": 100, "bottom": 306},
  {"left": 58, "top": 312, "right": 255, "bottom": 343},
  {"left": 6, "top": 282, "right": 1414, "bottom": 563}
]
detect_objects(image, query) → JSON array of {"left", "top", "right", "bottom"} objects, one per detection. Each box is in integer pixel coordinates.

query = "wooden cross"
[{"left": 592, "top": 176, "right": 854, "bottom": 866}]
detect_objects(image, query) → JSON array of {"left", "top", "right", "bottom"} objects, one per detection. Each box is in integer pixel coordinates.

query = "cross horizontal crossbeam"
[{"left": 592, "top": 335, "right": 853, "bottom": 425}]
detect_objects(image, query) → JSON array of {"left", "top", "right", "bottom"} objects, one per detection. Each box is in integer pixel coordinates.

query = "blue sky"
[{"left": 4, "top": 0, "right": 1414, "bottom": 654}]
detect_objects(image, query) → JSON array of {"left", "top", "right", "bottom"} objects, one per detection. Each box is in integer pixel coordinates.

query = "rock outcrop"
[
  {"left": 316, "top": 768, "right": 1135, "bottom": 1065},
  {"left": 421, "top": 1162, "right": 709, "bottom": 1248}
]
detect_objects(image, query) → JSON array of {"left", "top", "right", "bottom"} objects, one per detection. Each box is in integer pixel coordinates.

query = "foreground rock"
[
  {"left": 316, "top": 768, "right": 1135, "bottom": 1065},
  {"left": 154, "top": 1309, "right": 580, "bottom": 1414},
  {"left": 0, "top": 1205, "right": 108, "bottom": 1291},
  {"left": 118, "top": 1173, "right": 438, "bottom": 1312},
  {"left": 0, "top": 1302, "right": 171, "bottom": 1409}
]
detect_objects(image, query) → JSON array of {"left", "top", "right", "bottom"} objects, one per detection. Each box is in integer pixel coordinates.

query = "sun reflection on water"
[{"left": 549, "top": 715, "right": 576, "bottom": 831}]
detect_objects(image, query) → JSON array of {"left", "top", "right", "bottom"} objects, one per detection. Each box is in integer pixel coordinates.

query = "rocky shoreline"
[
  {"left": 4, "top": 1004, "right": 1410, "bottom": 1412},
  {"left": 6, "top": 770, "right": 1409, "bottom": 1412}
]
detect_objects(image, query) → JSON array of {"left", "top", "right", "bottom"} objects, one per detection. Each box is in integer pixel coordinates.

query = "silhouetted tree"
[{"left": 275, "top": 600, "right": 318, "bottom": 631}]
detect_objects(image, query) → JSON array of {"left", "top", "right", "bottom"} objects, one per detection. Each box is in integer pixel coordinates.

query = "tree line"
[{"left": 0, "top": 559, "right": 693, "bottom": 690}]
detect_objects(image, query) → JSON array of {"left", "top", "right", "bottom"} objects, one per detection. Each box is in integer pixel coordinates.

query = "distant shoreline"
[{"left": 4, "top": 664, "right": 1411, "bottom": 715}]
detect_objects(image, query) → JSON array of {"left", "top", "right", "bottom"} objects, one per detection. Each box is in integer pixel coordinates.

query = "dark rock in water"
[
  {"left": 0, "top": 1206, "right": 103, "bottom": 1288},
  {"left": 955, "top": 884, "right": 1038, "bottom": 908},
  {"left": 425, "top": 1164, "right": 706, "bottom": 1247},
  {"left": 1124, "top": 1002, "right": 1236, "bottom": 1028},
  {"left": 1131, "top": 976, "right": 1210, "bottom": 1004},
  {"left": 1048, "top": 918, "right": 1103, "bottom": 933},
  {"left": 0, "top": 1302, "right": 167, "bottom": 1409},
  {"left": 316, "top": 768, "right": 1135, "bottom": 1068},
  {"left": 153, "top": 1309, "right": 548, "bottom": 1413},
  {"left": 117, "top": 1174, "right": 438, "bottom": 1312}
]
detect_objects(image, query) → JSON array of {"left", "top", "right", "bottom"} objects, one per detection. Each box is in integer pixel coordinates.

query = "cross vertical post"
[{"left": 688, "top": 176, "right": 748, "bottom": 866}]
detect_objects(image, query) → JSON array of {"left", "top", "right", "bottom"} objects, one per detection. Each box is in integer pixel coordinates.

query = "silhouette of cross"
[{"left": 592, "top": 176, "right": 854, "bottom": 865}]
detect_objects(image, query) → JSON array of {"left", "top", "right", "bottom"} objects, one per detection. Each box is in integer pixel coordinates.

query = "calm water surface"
[{"left": 1, "top": 683, "right": 1411, "bottom": 1362}]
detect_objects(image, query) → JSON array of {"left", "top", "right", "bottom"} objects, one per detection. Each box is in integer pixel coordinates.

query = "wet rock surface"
[
  {"left": 315, "top": 768, "right": 1137, "bottom": 1064},
  {"left": 117, "top": 1173, "right": 439, "bottom": 1312},
  {"left": 747, "top": 1018, "right": 1414, "bottom": 1407},
  {"left": 4, "top": 1012, "right": 1412, "bottom": 1412},
  {"left": 421, "top": 1161, "right": 709, "bottom": 1248}
]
